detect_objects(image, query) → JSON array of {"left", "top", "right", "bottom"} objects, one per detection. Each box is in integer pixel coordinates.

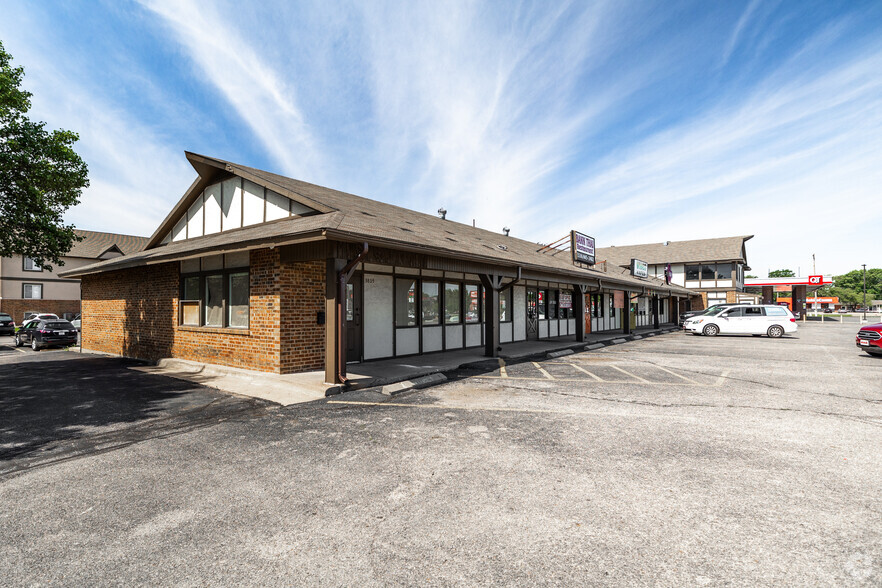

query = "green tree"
[
  {"left": 769, "top": 269, "right": 795, "bottom": 278},
  {"left": 0, "top": 41, "right": 88, "bottom": 270},
  {"left": 833, "top": 268, "right": 882, "bottom": 300}
]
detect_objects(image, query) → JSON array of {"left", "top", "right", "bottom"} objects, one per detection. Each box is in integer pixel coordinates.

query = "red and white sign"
[{"left": 808, "top": 275, "right": 823, "bottom": 285}]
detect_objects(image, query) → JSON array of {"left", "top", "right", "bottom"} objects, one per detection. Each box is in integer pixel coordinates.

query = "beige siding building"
[{"left": 0, "top": 230, "right": 148, "bottom": 322}]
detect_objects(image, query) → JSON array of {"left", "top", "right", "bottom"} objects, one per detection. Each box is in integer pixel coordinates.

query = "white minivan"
[{"left": 684, "top": 304, "right": 797, "bottom": 338}]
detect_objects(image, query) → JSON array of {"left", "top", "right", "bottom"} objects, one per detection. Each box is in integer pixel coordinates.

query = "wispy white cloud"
[
  {"left": 548, "top": 25, "right": 882, "bottom": 275},
  {"left": 137, "top": 0, "right": 324, "bottom": 181},
  {"left": 0, "top": 15, "right": 194, "bottom": 238}
]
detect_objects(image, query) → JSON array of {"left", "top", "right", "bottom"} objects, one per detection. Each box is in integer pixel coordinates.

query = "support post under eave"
[
  {"left": 574, "top": 284, "right": 588, "bottom": 342},
  {"left": 672, "top": 296, "right": 680, "bottom": 326},
  {"left": 653, "top": 294, "right": 660, "bottom": 329},
  {"left": 480, "top": 268, "right": 521, "bottom": 358},
  {"left": 622, "top": 292, "right": 632, "bottom": 335},
  {"left": 325, "top": 258, "right": 344, "bottom": 384}
]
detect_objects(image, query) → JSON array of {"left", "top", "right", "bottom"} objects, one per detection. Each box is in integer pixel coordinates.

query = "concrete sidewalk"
[{"left": 127, "top": 324, "right": 679, "bottom": 406}]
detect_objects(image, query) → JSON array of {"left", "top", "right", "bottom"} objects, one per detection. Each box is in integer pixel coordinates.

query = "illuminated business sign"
[
  {"left": 631, "top": 258, "right": 648, "bottom": 278},
  {"left": 571, "top": 231, "right": 595, "bottom": 265},
  {"left": 808, "top": 275, "right": 823, "bottom": 285}
]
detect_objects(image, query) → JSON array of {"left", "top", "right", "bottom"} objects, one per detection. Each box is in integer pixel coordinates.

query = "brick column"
[{"left": 762, "top": 286, "right": 774, "bottom": 305}]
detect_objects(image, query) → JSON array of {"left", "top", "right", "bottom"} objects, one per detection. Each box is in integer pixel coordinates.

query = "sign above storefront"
[
  {"left": 631, "top": 258, "right": 648, "bottom": 278},
  {"left": 570, "top": 231, "right": 595, "bottom": 265}
]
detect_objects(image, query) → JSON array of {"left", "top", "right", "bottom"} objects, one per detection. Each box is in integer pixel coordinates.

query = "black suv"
[
  {"left": 14, "top": 319, "right": 78, "bottom": 351},
  {"left": 0, "top": 313, "right": 14, "bottom": 336}
]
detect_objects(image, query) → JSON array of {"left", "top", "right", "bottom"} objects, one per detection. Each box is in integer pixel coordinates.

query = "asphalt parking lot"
[{"left": 1, "top": 324, "right": 881, "bottom": 586}]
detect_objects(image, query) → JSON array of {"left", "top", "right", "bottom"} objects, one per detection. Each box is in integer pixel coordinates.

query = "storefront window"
[
  {"left": 548, "top": 290, "right": 558, "bottom": 320},
  {"left": 445, "top": 283, "right": 461, "bottom": 324},
  {"left": 396, "top": 278, "right": 418, "bottom": 327},
  {"left": 609, "top": 293, "right": 615, "bottom": 316},
  {"left": 538, "top": 290, "right": 547, "bottom": 320},
  {"left": 560, "top": 290, "right": 573, "bottom": 319},
  {"left": 346, "top": 283, "right": 355, "bottom": 321},
  {"left": 716, "top": 263, "right": 732, "bottom": 280},
  {"left": 685, "top": 265, "right": 700, "bottom": 280},
  {"left": 204, "top": 275, "right": 224, "bottom": 327},
  {"left": 228, "top": 272, "right": 249, "bottom": 328},
  {"left": 180, "top": 276, "right": 200, "bottom": 325},
  {"left": 701, "top": 264, "right": 716, "bottom": 281},
  {"left": 422, "top": 281, "right": 440, "bottom": 325},
  {"left": 499, "top": 288, "right": 511, "bottom": 322},
  {"left": 465, "top": 284, "right": 480, "bottom": 323}
]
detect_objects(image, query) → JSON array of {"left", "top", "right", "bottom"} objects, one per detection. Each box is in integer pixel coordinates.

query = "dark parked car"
[
  {"left": 14, "top": 319, "right": 78, "bottom": 351},
  {"left": 0, "top": 313, "right": 15, "bottom": 336},
  {"left": 856, "top": 323, "right": 882, "bottom": 357}
]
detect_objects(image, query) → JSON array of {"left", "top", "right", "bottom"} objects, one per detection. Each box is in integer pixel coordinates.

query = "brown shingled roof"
[
  {"left": 595, "top": 236, "right": 753, "bottom": 267},
  {"left": 68, "top": 229, "right": 149, "bottom": 259},
  {"left": 60, "top": 153, "right": 693, "bottom": 297}
]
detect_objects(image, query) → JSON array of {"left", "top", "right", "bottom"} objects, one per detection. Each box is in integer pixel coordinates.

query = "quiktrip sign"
[{"left": 571, "top": 231, "right": 595, "bottom": 265}]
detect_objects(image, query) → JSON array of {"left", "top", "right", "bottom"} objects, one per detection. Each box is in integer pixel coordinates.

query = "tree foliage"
[
  {"left": 768, "top": 269, "right": 795, "bottom": 278},
  {"left": 0, "top": 41, "right": 88, "bottom": 270},
  {"left": 815, "top": 268, "right": 881, "bottom": 306}
]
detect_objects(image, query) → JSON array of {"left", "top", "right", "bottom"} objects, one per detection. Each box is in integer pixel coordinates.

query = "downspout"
[{"left": 337, "top": 242, "right": 369, "bottom": 386}]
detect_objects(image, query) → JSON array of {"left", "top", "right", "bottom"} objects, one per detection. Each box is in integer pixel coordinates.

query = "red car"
[{"left": 856, "top": 323, "right": 882, "bottom": 357}]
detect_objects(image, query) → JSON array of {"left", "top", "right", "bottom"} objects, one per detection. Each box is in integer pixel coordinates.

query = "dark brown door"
[
  {"left": 345, "top": 277, "right": 363, "bottom": 362},
  {"left": 526, "top": 288, "right": 539, "bottom": 340}
]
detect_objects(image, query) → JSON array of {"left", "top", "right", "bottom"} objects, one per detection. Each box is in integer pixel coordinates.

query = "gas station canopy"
[{"left": 744, "top": 275, "right": 833, "bottom": 293}]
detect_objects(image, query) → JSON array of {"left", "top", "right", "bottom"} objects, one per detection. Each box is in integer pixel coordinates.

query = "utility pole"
[{"left": 863, "top": 264, "right": 867, "bottom": 322}]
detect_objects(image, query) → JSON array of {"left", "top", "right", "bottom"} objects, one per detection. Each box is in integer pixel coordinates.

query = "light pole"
[{"left": 862, "top": 264, "right": 867, "bottom": 322}]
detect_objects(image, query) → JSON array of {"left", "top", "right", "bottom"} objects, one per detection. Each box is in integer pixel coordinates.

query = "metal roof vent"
[
  {"left": 664, "top": 241, "right": 670, "bottom": 246},
  {"left": 438, "top": 207, "right": 447, "bottom": 220},
  {"left": 503, "top": 226, "right": 510, "bottom": 236},
  {"left": 497, "top": 244, "right": 508, "bottom": 251}
]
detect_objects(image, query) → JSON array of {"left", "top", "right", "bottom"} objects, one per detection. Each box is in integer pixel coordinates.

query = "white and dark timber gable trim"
[{"left": 147, "top": 152, "right": 331, "bottom": 250}]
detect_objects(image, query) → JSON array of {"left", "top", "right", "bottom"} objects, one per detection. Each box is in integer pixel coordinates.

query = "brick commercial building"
[
  {"left": 0, "top": 230, "right": 148, "bottom": 322},
  {"left": 62, "top": 153, "right": 693, "bottom": 383},
  {"left": 595, "top": 236, "right": 755, "bottom": 311}
]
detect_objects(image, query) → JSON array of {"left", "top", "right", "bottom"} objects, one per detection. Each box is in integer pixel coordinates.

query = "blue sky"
[{"left": 2, "top": 0, "right": 881, "bottom": 276}]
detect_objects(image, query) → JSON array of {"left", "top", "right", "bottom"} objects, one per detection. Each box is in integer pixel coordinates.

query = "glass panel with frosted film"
[
  {"left": 204, "top": 275, "right": 223, "bottom": 327},
  {"left": 228, "top": 272, "right": 249, "bottom": 328}
]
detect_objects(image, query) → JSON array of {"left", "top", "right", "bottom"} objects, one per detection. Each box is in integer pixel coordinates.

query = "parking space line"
[
  {"left": 327, "top": 400, "right": 697, "bottom": 420},
  {"left": 610, "top": 365, "right": 651, "bottom": 383},
  {"left": 532, "top": 362, "right": 555, "bottom": 380},
  {"left": 567, "top": 363, "right": 604, "bottom": 381},
  {"left": 471, "top": 375, "right": 700, "bottom": 385},
  {"left": 715, "top": 370, "right": 729, "bottom": 387},
  {"left": 498, "top": 358, "right": 508, "bottom": 378},
  {"left": 650, "top": 364, "right": 700, "bottom": 385}
]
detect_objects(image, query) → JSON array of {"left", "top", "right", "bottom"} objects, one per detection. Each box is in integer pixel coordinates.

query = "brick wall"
[
  {"left": 80, "top": 249, "right": 326, "bottom": 374},
  {"left": 0, "top": 299, "right": 81, "bottom": 323},
  {"left": 280, "top": 260, "right": 325, "bottom": 372}
]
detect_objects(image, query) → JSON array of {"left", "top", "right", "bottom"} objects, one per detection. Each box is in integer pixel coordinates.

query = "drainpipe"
[{"left": 337, "top": 242, "right": 369, "bottom": 386}]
